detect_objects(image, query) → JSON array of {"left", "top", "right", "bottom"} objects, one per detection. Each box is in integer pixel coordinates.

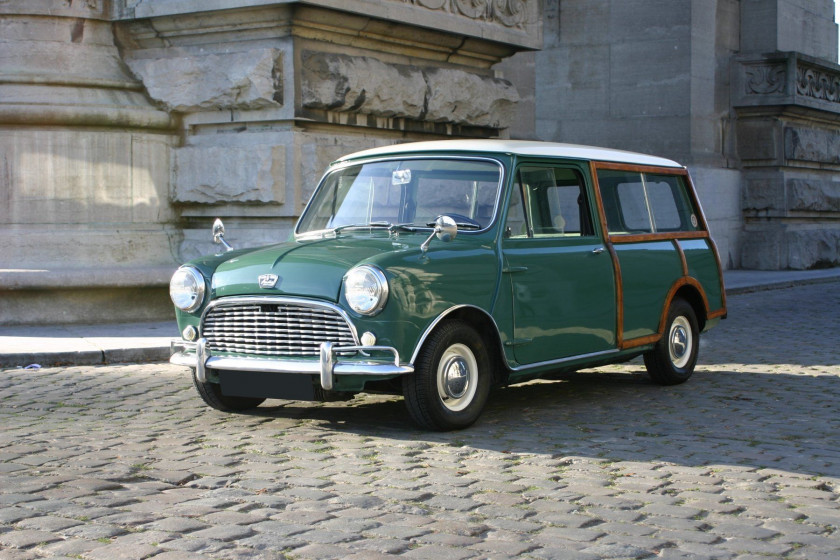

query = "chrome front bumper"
[{"left": 170, "top": 338, "right": 413, "bottom": 391}]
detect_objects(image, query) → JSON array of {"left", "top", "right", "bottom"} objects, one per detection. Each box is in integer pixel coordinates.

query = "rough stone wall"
[
  {"left": 0, "top": 0, "right": 540, "bottom": 324},
  {"left": 0, "top": 2, "right": 179, "bottom": 325},
  {"left": 734, "top": 0, "right": 840, "bottom": 270},
  {"left": 523, "top": 0, "right": 744, "bottom": 268}
]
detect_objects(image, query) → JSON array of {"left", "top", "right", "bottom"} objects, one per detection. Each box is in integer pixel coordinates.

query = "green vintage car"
[{"left": 170, "top": 140, "right": 727, "bottom": 430}]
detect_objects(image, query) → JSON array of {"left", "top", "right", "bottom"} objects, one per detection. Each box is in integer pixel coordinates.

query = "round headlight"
[
  {"left": 170, "top": 266, "right": 206, "bottom": 313},
  {"left": 344, "top": 265, "right": 388, "bottom": 316}
]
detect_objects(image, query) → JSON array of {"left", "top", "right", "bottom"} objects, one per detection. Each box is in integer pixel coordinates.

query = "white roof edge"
[{"left": 335, "top": 140, "right": 684, "bottom": 168}]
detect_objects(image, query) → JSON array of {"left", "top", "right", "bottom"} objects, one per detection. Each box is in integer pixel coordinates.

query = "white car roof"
[{"left": 334, "top": 139, "right": 683, "bottom": 168}]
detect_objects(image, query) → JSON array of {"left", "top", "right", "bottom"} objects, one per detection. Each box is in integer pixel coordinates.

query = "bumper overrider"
[{"left": 170, "top": 338, "right": 414, "bottom": 391}]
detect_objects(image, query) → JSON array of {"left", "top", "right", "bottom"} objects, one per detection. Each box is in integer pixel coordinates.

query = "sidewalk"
[{"left": 2, "top": 268, "right": 839, "bottom": 369}]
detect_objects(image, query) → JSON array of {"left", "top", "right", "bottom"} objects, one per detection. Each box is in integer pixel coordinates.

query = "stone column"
[
  {"left": 734, "top": 0, "right": 840, "bottom": 269},
  {"left": 0, "top": 0, "right": 178, "bottom": 325},
  {"left": 1, "top": 0, "right": 540, "bottom": 325}
]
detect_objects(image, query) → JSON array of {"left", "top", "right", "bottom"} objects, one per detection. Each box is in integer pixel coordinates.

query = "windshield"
[{"left": 296, "top": 158, "right": 503, "bottom": 235}]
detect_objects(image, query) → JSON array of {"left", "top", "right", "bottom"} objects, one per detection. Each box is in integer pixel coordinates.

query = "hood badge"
[{"left": 258, "top": 274, "right": 279, "bottom": 289}]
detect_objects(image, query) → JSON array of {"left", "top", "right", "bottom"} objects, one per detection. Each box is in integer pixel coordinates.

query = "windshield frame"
[{"left": 294, "top": 155, "right": 507, "bottom": 239}]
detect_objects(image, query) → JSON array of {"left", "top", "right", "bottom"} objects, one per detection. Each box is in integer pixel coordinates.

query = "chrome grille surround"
[{"left": 200, "top": 296, "right": 359, "bottom": 357}]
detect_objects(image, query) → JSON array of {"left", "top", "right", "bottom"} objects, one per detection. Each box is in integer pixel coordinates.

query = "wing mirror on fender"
[
  {"left": 420, "top": 215, "right": 458, "bottom": 254},
  {"left": 212, "top": 218, "right": 234, "bottom": 252}
]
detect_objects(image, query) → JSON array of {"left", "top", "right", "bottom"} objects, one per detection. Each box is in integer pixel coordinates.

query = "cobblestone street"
[{"left": 1, "top": 283, "right": 839, "bottom": 560}]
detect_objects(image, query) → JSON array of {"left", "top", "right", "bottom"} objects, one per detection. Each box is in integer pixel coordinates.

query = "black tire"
[
  {"left": 644, "top": 298, "right": 700, "bottom": 385},
  {"left": 192, "top": 369, "right": 265, "bottom": 412},
  {"left": 403, "top": 321, "right": 491, "bottom": 431}
]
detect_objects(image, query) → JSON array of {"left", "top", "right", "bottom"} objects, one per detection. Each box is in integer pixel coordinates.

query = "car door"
[{"left": 500, "top": 161, "right": 617, "bottom": 366}]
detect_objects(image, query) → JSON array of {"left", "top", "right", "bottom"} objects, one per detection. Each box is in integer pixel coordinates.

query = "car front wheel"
[
  {"left": 403, "top": 321, "right": 491, "bottom": 431},
  {"left": 644, "top": 298, "right": 700, "bottom": 385},
  {"left": 192, "top": 369, "right": 265, "bottom": 412}
]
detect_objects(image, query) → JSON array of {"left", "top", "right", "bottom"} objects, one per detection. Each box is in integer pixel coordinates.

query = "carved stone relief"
[
  {"left": 404, "top": 0, "right": 531, "bottom": 28},
  {"left": 796, "top": 65, "right": 840, "bottom": 105},
  {"left": 744, "top": 63, "right": 786, "bottom": 95},
  {"left": 301, "top": 51, "right": 519, "bottom": 129}
]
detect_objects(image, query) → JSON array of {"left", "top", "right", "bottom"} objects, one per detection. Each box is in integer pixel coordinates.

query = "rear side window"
[{"left": 597, "top": 169, "right": 699, "bottom": 235}]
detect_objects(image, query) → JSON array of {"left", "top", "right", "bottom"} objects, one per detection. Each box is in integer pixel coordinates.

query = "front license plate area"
[{"left": 219, "top": 370, "right": 317, "bottom": 401}]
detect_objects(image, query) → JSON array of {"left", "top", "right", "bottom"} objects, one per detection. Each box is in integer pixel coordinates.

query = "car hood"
[{"left": 210, "top": 235, "right": 412, "bottom": 301}]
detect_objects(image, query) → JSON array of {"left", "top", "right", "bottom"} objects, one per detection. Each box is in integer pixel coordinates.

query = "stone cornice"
[
  {"left": 112, "top": 0, "right": 541, "bottom": 50},
  {"left": 733, "top": 52, "right": 840, "bottom": 115}
]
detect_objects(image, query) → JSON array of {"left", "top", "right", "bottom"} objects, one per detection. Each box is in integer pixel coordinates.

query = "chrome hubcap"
[
  {"left": 668, "top": 316, "right": 693, "bottom": 369},
  {"left": 436, "top": 343, "right": 478, "bottom": 412},
  {"left": 671, "top": 326, "right": 688, "bottom": 359},
  {"left": 443, "top": 357, "right": 469, "bottom": 399}
]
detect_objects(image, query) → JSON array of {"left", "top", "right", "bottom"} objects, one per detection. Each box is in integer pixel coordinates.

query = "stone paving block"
[
  {"left": 2, "top": 285, "right": 840, "bottom": 559},
  {"left": 86, "top": 542, "right": 161, "bottom": 560},
  {"left": 0, "top": 529, "right": 61, "bottom": 549}
]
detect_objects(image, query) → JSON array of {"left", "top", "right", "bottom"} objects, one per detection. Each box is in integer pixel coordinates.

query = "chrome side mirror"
[
  {"left": 212, "top": 218, "right": 234, "bottom": 252},
  {"left": 420, "top": 215, "right": 458, "bottom": 254}
]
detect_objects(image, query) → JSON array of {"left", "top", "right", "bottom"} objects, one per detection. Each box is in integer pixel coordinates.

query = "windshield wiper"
[
  {"left": 332, "top": 221, "right": 392, "bottom": 233},
  {"left": 425, "top": 220, "right": 481, "bottom": 230}
]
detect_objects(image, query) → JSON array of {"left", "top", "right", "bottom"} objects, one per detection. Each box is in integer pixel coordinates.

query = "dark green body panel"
[
  {"left": 614, "top": 241, "right": 684, "bottom": 339},
  {"left": 680, "top": 238, "right": 724, "bottom": 312},
  {"left": 500, "top": 236, "right": 616, "bottom": 364}
]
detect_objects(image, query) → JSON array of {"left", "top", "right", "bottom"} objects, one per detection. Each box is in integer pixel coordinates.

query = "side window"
[
  {"left": 646, "top": 174, "right": 699, "bottom": 232},
  {"left": 504, "top": 177, "right": 528, "bottom": 238},
  {"left": 597, "top": 169, "right": 699, "bottom": 234},
  {"left": 507, "top": 166, "right": 594, "bottom": 238}
]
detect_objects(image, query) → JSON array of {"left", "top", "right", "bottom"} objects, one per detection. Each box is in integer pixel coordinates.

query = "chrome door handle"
[{"left": 592, "top": 247, "right": 605, "bottom": 255}]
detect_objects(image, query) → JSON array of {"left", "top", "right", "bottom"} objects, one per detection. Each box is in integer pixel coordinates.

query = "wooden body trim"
[{"left": 588, "top": 159, "right": 727, "bottom": 352}]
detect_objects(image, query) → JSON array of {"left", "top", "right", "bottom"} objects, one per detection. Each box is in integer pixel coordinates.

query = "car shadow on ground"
[{"left": 238, "top": 362, "right": 840, "bottom": 479}]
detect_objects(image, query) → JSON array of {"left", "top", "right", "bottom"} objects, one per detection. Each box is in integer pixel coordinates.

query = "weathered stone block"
[
  {"left": 424, "top": 67, "right": 519, "bottom": 128},
  {"left": 743, "top": 176, "right": 785, "bottom": 212},
  {"left": 737, "top": 120, "right": 781, "bottom": 162},
  {"left": 301, "top": 51, "right": 519, "bottom": 129},
  {"left": 126, "top": 49, "right": 283, "bottom": 112},
  {"left": 787, "top": 229, "right": 840, "bottom": 269},
  {"left": 787, "top": 179, "right": 840, "bottom": 212},
  {"left": 172, "top": 145, "right": 286, "bottom": 204},
  {"left": 301, "top": 52, "right": 425, "bottom": 118},
  {"left": 784, "top": 125, "right": 840, "bottom": 165}
]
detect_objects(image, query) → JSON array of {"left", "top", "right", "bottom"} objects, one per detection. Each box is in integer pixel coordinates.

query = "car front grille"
[{"left": 202, "top": 300, "right": 356, "bottom": 357}]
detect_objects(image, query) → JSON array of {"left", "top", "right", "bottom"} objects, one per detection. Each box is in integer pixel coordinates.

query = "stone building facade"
[{"left": 1, "top": 0, "right": 839, "bottom": 325}]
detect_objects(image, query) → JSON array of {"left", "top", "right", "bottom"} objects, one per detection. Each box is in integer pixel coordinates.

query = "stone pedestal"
[
  {"left": 733, "top": 53, "right": 840, "bottom": 269},
  {"left": 0, "top": 1, "right": 178, "bottom": 325},
  {"left": 0, "top": 0, "right": 539, "bottom": 325}
]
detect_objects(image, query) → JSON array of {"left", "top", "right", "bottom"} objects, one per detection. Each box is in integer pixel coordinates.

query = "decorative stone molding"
[
  {"left": 744, "top": 64, "right": 786, "bottom": 95},
  {"left": 125, "top": 49, "right": 283, "bottom": 113},
  {"left": 407, "top": 0, "right": 531, "bottom": 29},
  {"left": 733, "top": 52, "right": 840, "bottom": 114},
  {"left": 796, "top": 64, "right": 840, "bottom": 105}
]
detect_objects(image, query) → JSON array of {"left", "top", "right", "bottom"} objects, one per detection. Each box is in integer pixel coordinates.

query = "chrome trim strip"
[
  {"left": 409, "top": 304, "right": 505, "bottom": 365},
  {"left": 509, "top": 348, "right": 620, "bottom": 373}
]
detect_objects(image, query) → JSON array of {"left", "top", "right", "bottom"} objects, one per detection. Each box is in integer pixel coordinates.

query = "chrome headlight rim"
[
  {"left": 344, "top": 265, "right": 389, "bottom": 316},
  {"left": 170, "top": 266, "right": 206, "bottom": 313}
]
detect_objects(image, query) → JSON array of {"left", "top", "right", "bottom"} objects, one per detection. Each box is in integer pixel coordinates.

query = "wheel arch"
[
  {"left": 660, "top": 278, "right": 709, "bottom": 334},
  {"left": 410, "top": 305, "right": 508, "bottom": 386}
]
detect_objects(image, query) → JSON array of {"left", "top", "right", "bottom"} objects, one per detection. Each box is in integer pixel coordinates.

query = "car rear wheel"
[
  {"left": 403, "top": 321, "right": 491, "bottom": 431},
  {"left": 192, "top": 369, "right": 265, "bottom": 411},
  {"left": 644, "top": 298, "right": 699, "bottom": 385}
]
